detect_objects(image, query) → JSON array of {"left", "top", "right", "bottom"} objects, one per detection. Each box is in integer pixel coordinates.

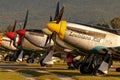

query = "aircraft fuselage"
[
  {"left": 1, "top": 37, "right": 16, "bottom": 50},
  {"left": 63, "top": 22, "right": 120, "bottom": 52},
  {"left": 24, "top": 31, "right": 54, "bottom": 48}
]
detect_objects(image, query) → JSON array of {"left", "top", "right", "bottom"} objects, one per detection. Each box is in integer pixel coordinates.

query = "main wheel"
[
  {"left": 26, "top": 58, "right": 34, "bottom": 63},
  {"left": 4, "top": 55, "right": 9, "bottom": 61},
  {"left": 116, "top": 68, "right": 120, "bottom": 72},
  {"left": 39, "top": 59, "right": 46, "bottom": 66},
  {"left": 93, "top": 65, "right": 105, "bottom": 76},
  {"left": 80, "top": 63, "right": 93, "bottom": 74}
]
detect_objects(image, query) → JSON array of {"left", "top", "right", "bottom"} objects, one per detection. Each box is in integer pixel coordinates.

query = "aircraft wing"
[{"left": 95, "top": 47, "right": 120, "bottom": 60}]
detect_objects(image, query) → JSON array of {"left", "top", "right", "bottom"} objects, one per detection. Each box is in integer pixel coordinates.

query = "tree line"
[{"left": 1, "top": 17, "right": 120, "bottom": 36}]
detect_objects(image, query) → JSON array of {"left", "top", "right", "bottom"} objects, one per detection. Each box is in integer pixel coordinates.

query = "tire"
[
  {"left": 73, "top": 60, "right": 81, "bottom": 69},
  {"left": 39, "top": 59, "right": 46, "bottom": 66},
  {"left": 4, "top": 55, "right": 9, "bottom": 61},
  {"left": 116, "top": 68, "right": 120, "bottom": 72},
  {"left": 26, "top": 58, "right": 34, "bottom": 63},
  {"left": 80, "top": 63, "right": 93, "bottom": 74},
  {"left": 93, "top": 65, "right": 105, "bottom": 76}
]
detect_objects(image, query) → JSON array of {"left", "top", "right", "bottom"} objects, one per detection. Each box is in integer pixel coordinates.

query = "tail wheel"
[{"left": 80, "top": 63, "right": 93, "bottom": 74}]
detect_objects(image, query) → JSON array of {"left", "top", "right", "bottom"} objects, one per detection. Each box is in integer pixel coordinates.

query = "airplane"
[
  {"left": 5, "top": 9, "right": 79, "bottom": 67},
  {"left": 44, "top": 1, "right": 120, "bottom": 76},
  {"left": 11, "top": 3, "right": 96, "bottom": 69},
  {"left": 15, "top": 14, "right": 81, "bottom": 67},
  {"left": 1, "top": 36, "right": 16, "bottom": 50},
  {"left": 0, "top": 21, "right": 50, "bottom": 62},
  {"left": 0, "top": 34, "right": 46, "bottom": 62},
  {"left": 5, "top": 11, "right": 57, "bottom": 65}
]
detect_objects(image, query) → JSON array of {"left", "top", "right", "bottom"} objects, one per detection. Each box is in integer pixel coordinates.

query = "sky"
[{"left": 0, "top": 0, "right": 120, "bottom": 30}]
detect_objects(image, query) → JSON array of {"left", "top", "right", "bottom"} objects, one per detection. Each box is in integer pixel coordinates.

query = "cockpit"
[{"left": 70, "top": 21, "right": 120, "bottom": 35}]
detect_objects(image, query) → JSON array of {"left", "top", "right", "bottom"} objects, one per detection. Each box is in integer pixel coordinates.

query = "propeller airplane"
[
  {"left": 45, "top": 1, "right": 120, "bottom": 76},
  {"left": 5, "top": 10, "right": 56, "bottom": 65}
]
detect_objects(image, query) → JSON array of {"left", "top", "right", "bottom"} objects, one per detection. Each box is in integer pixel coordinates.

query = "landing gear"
[
  {"left": 79, "top": 54, "right": 94, "bottom": 74},
  {"left": 4, "top": 55, "right": 9, "bottom": 61},
  {"left": 38, "top": 50, "right": 49, "bottom": 66},
  {"left": 67, "top": 62, "right": 75, "bottom": 70},
  {"left": 26, "top": 58, "right": 34, "bottom": 63},
  {"left": 4, "top": 52, "right": 15, "bottom": 61},
  {"left": 92, "top": 65, "right": 105, "bottom": 76},
  {"left": 116, "top": 68, "right": 120, "bottom": 72},
  {"left": 79, "top": 50, "right": 112, "bottom": 76},
  {"left": 80, "top": 62, "right": 93, "bottom": 74},
  {"left": 26, "top": 50, "right": 35, "bottom": 63},
  {"left": 38, "top": 49, "right": 54, "bottom": 67}
]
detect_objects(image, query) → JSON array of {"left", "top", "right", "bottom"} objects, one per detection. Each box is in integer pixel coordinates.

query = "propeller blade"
[
  {"left": 44, "top": 33, "right": 54, "bottom": 47},
  {"left": 9, "top": 40, "right": 12, "bottom": 46},
  {"left": 54, "top": 1, "right": 59, "bottom": 20},
  {"left": 44, "top": 16, "right": 52, "bottom": 46},
  {"left": 56, "top": 6, "right": 64, "bottom": 23},
  {"left": 23, "top": 10, "right": 29, "bottom": 29},
  {"left": 49, "top": 33, "right": 54, "bottom": 44},
  {"left": 44, "top": 36, "right": 49, "bottom": 46},
  {"left": 12, "top": 20, "right": 17, "bottom": 32},
  {"left": 50, "top": 16, "right": 52, "bottom": 21}
]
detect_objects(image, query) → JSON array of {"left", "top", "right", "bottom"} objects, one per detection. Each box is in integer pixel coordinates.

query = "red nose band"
[
  {"left": 6, "top": 32, "right": 15, "bottom": 40},
  {"left": 16, "top": 29, "right": 26, "bottom": 36}
]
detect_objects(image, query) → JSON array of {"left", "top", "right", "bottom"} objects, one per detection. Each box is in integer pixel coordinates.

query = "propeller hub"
[
  {"left": 46, "top": 20, "right": 67, "bottom": 39},
  {"left": 46, "top": 21, "right": 58, "bottom": 32},
  {"left": 16, "top": 29, "right": 26, "bottom": 36},
  {"left": 6, "top": 32, "right": 15, "bottom": 40}
]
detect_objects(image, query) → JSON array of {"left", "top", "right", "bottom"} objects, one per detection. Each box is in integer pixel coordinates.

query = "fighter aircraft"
[
  {"left": 15, "top": 15, "right": 79, "bottom": 67},
  {"left": 3, "top": 19, "right": 47, "bottom": 62},
  {"left": 45, "top": 1, "right": 120, "bottom": 76},
  {"left": 0, "top": 33, "right": 47, "bottom": 61},
  {"left": 5, "top": 10, "right": 57, "bottom": 65},
  {"left": 0, "top": 36, "right": 16, "bottom": 50}
]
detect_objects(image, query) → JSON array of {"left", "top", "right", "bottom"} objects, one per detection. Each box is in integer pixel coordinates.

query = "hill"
[{"left": 0, "top": 0, "right": 120, "bottom": 29}]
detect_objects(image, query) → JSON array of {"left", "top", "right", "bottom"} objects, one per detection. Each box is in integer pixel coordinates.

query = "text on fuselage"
[{"left": 69, "top": 31, "right": 103, "bottom": 42}]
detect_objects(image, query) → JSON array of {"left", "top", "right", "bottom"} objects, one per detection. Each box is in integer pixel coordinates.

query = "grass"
[
  {"left": 44, "top": 61, "right": 120, "bottom": 80},
  {"left": 113, "top": 61, "right": 120, "bottom": 66},
  {"left": 16, "top": 69, "right": 61, "bottom": 80},
  {"left": 48, "top": 69, "right": 120, "bottom": 80},
  {"left": 1, "top": 61, "right": 120, "bottom": 80},
  {"left": 0, "top": 69, "right": 28, "bottom": 80}
]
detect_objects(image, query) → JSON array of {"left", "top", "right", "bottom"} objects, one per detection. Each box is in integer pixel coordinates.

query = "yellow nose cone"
[
  {"left": 46, "top": 21, "right": 58, "bottom": 32},
  {"left": 46, "top": 21, "right": 66, "bottom": 39}
]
